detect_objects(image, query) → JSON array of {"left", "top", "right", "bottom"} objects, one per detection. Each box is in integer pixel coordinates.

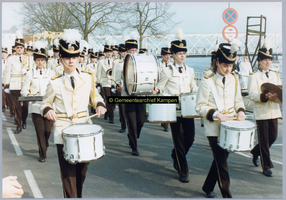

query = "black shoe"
[
  {"left": 131, "top": 149, "right": 139, "bottom": 156},
  {"left": 252, "top": 153, "right": 259, "bottom": 167},
  {"left": 163, "top": 127, "right": 169, "bottom": 132},
  {"left": 38, "top": 157, "right": 45, "bottom": 163},
  {"left": 263, "top": 169, "right": 273, "bottom": 177},
  {"left": 22, "top": 123, "right": 27, "bottom": 129},
  {"left": 15, "top": 127, "right": 22, "bottom": 134},
  {"left": 205, "top": 191, "right": 217, "bottom": 198},
  {"left": 109, "top": 120, "right": 114, "bottom": 124},
  {"left": 119, "top": 129, "right": 126, "bottom": 133},
  {"left": 171, "top": 153, "right": 179, "bottom": 172},
  {"left": 161, "top": 123, "right": 164, "bottom": 127},
  {"left": 179, "top": 176, "right": 190, "bottom": 183}
]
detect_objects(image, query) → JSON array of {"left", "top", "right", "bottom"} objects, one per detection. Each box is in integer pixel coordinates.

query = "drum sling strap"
[
  {"left": 59, "top": 76, "right": 73, "bottom": 118},
  {"left": 208, "top": 78, "right": 224, "bottom": 113}
]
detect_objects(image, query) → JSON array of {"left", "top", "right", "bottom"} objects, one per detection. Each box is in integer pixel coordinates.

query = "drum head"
[
  {"left": 62, "top": 124, "right": 103, "bottom": 136},
  {"left": 123, "top": 54, "right": 136, "bottom": 96},
  {"left": 221, "top": 120, "right": 256, "bottom": 130}
]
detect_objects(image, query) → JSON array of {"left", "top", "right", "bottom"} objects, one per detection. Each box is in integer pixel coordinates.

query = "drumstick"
[
  {"left": 213, "top": 116, "right": 247, "bottom": 121},
  {"left": 86, "top": 113, "right": 98, "bottom": 120}
]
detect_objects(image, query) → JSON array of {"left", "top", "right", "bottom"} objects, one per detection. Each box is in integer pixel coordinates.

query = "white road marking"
[
  {"left": 235, "top": 152, "right": 283, "bottom": 165},
  {"left": 6, "top": 128, "right": 23, "bottom": 156},
  {"left": 272, "top": 144, "right": 282, "bottom": 146},
  {"left": 24, "top": 170, "right": 43, "bottom": 198},
  {"left": 2, "top": 112, "right": 7, "bottom": 121}
]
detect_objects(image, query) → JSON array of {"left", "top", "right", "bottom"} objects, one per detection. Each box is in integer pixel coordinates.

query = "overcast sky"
[{"left": 2, "top": 1, "right": 282, "bottom": 35}]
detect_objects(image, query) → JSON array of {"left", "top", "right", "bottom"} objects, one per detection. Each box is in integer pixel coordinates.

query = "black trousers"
[
  {"left": 32, "top": 113, "right": 53, "bottom": 158},
  {"left": 116, "top": 91, "right": 126, "bottom": 129},
  {"left": 203, "top": 137, "right": 232, "bottom": 198},
  {"left": 6, "top": 93, "right": 14, "bottom": 116},
  {"left": 170, "top": 117, "right": 195, "bottom": 177},
  {"left": 125, "top": 103, "right": 146, "bottom": 150},
  {"left": 102, "top": 87, "right": 114, "bottom": 121},
  {"left": 10, "top": 90, "right": 28, "bottom": 128},
  {"left": 251, "top": 119, "right": 278, "bottom": 170},
  {"left": 2, "top": 89, "right": 6, "bottom": 110},
  {"left": 56, "top": 144, "right": 89, "bottom": 198}
]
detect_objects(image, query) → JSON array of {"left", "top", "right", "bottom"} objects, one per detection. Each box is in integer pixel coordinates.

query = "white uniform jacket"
[
  {"left": 21, "top": 68, "right": 55, "bottom": 114},
  {"left": 85, "top": 62, "right": 97, "bottom": 82},
  {"left": 4, "top": 54, "right": 29, "bottom": 90},
  {"left": 47, "top": 57, "right": 60, "bottom": 71},
  {"left": 40, "top": 70, "right": 105, "bottom": 144},
  {"left": 248, "top": 69, "right": 282, "bottom": 120},
  {"left": 96, "top": 58, "right": 114, "bottom": 87},
  {"left": 195, "top": 72, "right": 245, "bottom": 137}
]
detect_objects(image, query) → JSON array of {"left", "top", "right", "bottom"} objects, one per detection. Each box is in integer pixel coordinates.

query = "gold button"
[{"left": 74, "top": 101, "right": 76, "bottom": 103}]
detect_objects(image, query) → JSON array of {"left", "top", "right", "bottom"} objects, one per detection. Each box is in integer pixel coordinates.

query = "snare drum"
[
  {"left": 123, "top": 54, "right": 159, "bottom": 96},
  {"left": 62, "top": 124, "right": 105, "bottom": 164},
  {"left": 218, "top": 120, "right": 256, "bottom": 152},
  {"left": 180, "top": 93, "right": 200, "bottom": 118},
  {"left": 149, "top": 94, "right": 177, "bottom": 123}
]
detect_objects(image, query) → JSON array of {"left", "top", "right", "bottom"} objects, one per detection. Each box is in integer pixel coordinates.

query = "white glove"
[
  {"left": 22, "top": 68, "right": 27, "bottom": 75},
  {"left": 97, "top": 87, "right": 101, "bottom": 93},
  {"left": 4, "top": 88, "right": 10, "bottom": 94},
  {"left": 111, "top": 88, "right": 116, "bottom": 93}
]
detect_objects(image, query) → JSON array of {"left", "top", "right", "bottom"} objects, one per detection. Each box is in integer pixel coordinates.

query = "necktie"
[
  {"left": 222, "top": 77, "right": 226, "bottom": 85},
  {"left": 178, "top": 66, "right": 183, "bottom": 73},
  {"left": 108, "top": 59, "right": 110, "bottom": 65},
  {"left": 3, "top": 60, "right": 5, "bottom": 64},
  {"left": 40, "top": 70, "right": 42, "bottom": 75},
  {"left": 165, "top": 63, "right": 167, "bottom": 67},
  {"left": 19, "top": 56, "right": 22, "bottom": 63},
  {"left": 93, "top": 64, "right": 95, "bottom": 68},
  {"left": 57, "top": 58, "right": 59, "bottom": 64},
  {"left": 70, "top": 76, "right": 75, "bottom": 89},
  {"left": 265, "top": 72, "right": 269, "bottom": 78}
]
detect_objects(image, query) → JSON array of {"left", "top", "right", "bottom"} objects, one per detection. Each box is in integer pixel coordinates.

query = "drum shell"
[
  {"left": 218, "top": 120, "right": 256, "bottom": 152},
  {"left": 62, "top": 124, "right": 105, "bottom": 164},
  {"left": 180, "top": 92, "right": 200, "bottom": 118},
  {"left": 149, "top": 94, "right": 177, "bottom": 123},
  {"left": 124, "top": 54, "right": 159, "bottom": 96}
]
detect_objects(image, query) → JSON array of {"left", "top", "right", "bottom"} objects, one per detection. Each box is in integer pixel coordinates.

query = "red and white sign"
[
  {"left": 222, "top": 25, "right": 238, "bottom": 42},
  {"left": 222, "top": 8, "right": 238, "bottom": 25}
]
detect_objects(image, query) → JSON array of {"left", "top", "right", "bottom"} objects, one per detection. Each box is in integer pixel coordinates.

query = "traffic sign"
[
  {"left": 222, "top": 8, "right": 238, "bottom": 24},
  {"left": 222, "top": 25, "right": 238, "bottom": 42}
]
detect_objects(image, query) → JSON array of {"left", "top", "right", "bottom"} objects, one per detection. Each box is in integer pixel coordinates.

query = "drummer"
[
  {"left": 152, "top": 29, "right": 198, "bottom": 183},
  {"left": 159, "top": 46, "right": 172, "bottom": 132},
  {"left": 21, "top": 41, "right": 55, "bottom": 162},
  {"left": 248, "top": 40, "right": 282, "bottom": 177},
  {"left": 195, "top": 41, "right": 246, "bottom": 198},
  {"left": 40, "top": 29, "right": 106, "bottom": 198}
]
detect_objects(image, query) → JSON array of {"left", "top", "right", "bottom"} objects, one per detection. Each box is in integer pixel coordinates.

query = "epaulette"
[
  {"left": 250, "top": 70, "right": 257, "bottom": 75},
  {"left": 205, "top": 68, "right": 211, "bottom": 71},
  {"left": 51, "top": 74, "right": 62, "bottom": 80},
  {"left": 113, "top": 58, "right": 117, "bottom": 61},
  {"left": 119, "top": 60, "right": 124, "bottom": 63},
  {"left": 204, "top": 73, "right": 214, "bottom": 79},
  {"left": 55, "top": 64, "right": 61, "bottom": 68},
  {"left": 81, "top": 70, "right": 93, "bottom": 75},
  {"left": 269, "top": 69, "right": 278, "bottom": 74}
]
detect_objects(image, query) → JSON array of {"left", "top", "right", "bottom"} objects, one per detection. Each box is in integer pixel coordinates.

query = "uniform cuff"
[
  {"left": 207, "top": 109, "right": 216, "bottom": 122},
  {"left": 237, "top": 108, "right": 245, "bottom": 113},
  {"left": 260, "top": 93, "right": 268, "bottom": 102},
  {"left": 43, "top": 107, "right": 53, "bottom": 116},
  {"left": 96, "top": 102, "right": 106, "bottom": 108}
]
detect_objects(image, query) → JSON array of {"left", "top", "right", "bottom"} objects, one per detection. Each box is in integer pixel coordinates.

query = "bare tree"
[
  {"left": 62, "top": 2, "right": 122, "bottom": 42},
  {"left": 121, "top": 2, "right": 177, "bottom": 48},
  {"left": 20, "top": 3, "right": 76, "bottom": 35}
]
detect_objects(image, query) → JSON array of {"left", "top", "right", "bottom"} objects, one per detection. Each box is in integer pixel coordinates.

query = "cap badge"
[
  {"left": 69, "top": 46, "right": 75, "bottom": 51},
  {"left": 180, "top": 43, "right": 184, "bottom": 47},
  {"left": 266, "top": 50, "right": 270, "bottom": 55}
]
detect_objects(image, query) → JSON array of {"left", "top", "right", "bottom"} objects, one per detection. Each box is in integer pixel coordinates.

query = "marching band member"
[
  {"left": 85, "top": 51, "right": 98, "bottom": 79},
  {"left": 2, "top": 47, "right": 8, "bottom": 112},
  {"left": 159, "top": 45, "right": 172, "bottom": 132},
  {"left": 40, "top": 29, "right": 106, "bottom": 198},
  {"left": 238, "top": 56, "right": 252, "bottom": 89},
  {"left": 26, "top": 41, "right": 35, "bottom": 70},
  {"left": 114, "top": 44, "right": 127, "bottom": 133},
  {"left": 152, "top": 29, "right": 198, "bottom": 183},
  {"left": 248, "top": 40, "right": 281, "bottom": 177},
  {"left": 87, "top": 48, "right": 93, "bottom": 64},
  {"left": 195, "top": 41, "right": 246, "bottom": 198},
  {"left": 112, "top": 43, "right": 119, "bottom": 59},
  {"left": 21, "top": 41, "right": 55, "bottom": 162},
  {"left": 96, "top": 44, "right": 115, "bottom": 123},
  {"left": 47, "top": 38, "right": 60, "bottom": 71},
  {"left": 98, "top": 51, "right": 105, "bottom": 61},
  {"left": 78, "top": 51, "right": 87, "bottom": 71},
  {"left": 4, "top": 31, "right": 30, "bottom": 134}
]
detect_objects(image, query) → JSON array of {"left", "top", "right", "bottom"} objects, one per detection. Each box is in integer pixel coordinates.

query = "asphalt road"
[{"left": 2, "top": 108, "right": 283, "bottom": 198}]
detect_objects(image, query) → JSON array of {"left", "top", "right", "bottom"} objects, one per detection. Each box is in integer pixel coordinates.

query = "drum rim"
[
  {"left": 123, "top": 54, "right": 137, "bottom": 96},
  {"left": 220, "top": 124, "right": 256, "bottom": 131},
  {"left": 62, "top": 124, "right": 103, "bottom": 137}
]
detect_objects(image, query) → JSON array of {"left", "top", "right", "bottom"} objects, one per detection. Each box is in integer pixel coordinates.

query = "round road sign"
[
  {"left": 222, "top": 8, "right": 238, "bottom": 25},
  {"left": 222, "top": 25, "right": 238, "bottom": 42}
]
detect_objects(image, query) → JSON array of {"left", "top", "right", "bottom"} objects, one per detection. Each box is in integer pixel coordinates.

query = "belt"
[
  {"left": 11, "top": 74, "right": 25, "bottom": 78},
  {"left": 56, "top": 111, "right": 87, "bottom": 120},
  {"left": 223, "top": 107, "right": 234, "bottom": 115}
]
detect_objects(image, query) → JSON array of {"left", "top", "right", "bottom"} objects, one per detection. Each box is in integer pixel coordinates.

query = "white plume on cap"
[
  {"left": 100, "top": 45, "right": 104, "bottom": 52},
  {"left": 175, "top": 29, "right": 184, "bottom": 41},
  {"left": 107, "top": 39, "right": 112, "bottom": 46},
  {"left": 79, "top": 44, "right": 84, "bottom": 52},
  {"left": 25, "top": 43, "right": 27, "bottom": 48},
  {"left": 54, "top": 38, "right": 59, "bottom": 47},
  {"left": 29, "top": 41, "right": 33, "bottom": 46},
  {"left": 80, "top": 40, "right": 89, "bottom": 49},
  {"left": 16, "top": 30, "right": 23, "bottom": 39},
  {"left": 129, "top": 31, "right": 138, "bottom": 40},
  {"left": 33, "top": 41, "right": 45, "bottom": 51},
  {"left": 48, "top": 49, "right": 53, "bottom": 57},
  {"left": 61, "top": 29, "right": 82, "bottom": 50},
  {"left": 230, "top": 38, "right": 241, "bottom": 54},
  {"left": 165, "top": 39, "right": 171, "bottom": 48},
  {"left": 263, "top": 38, "right": 272, "bottom": 50}
]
